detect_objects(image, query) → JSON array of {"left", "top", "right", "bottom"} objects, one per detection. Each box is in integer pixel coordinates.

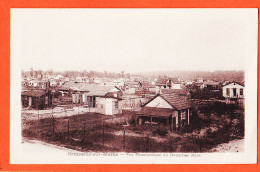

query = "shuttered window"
[
  {"left": 240, "top": 88, "right": 243, "bottom": 95},
  {"left": 226, "top": 88, "right": 230, "bottom": 96}
]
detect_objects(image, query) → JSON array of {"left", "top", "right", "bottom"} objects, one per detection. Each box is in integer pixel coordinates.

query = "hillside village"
[{"left": 21, "top": 69, "right": 245, "bottom": 152}]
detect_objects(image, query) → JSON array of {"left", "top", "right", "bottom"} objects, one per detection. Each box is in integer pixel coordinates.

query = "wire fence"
[{"left": 22, "top": 111, "right": 181, "bottom": 152}]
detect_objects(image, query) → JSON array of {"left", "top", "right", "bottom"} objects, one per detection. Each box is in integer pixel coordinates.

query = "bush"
[{"left": 152, "top": 127, "right": 168, "bottom": 137}]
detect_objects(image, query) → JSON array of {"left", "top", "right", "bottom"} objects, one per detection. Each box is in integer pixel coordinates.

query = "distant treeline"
[
  {"left": 22, "top": 69, "right": 244, "bottom": 83},
  {"left": 21, "top": 69, "right": 132, "bottom": 79},
  {"left": 141, "top": 70, "right": 244, "bottom": 83}
]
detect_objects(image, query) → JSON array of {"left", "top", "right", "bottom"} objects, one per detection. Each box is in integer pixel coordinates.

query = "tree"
[
  {"left": 30, "top": 68, "right": 34, "bottom": 78},
  {"left": 104, "top": 71, "right": 108, "bottom": 77},
  {"left": 121, "top": 71, "right": 125, "bottom": 78}
]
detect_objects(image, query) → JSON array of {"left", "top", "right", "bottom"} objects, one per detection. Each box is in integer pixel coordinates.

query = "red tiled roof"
[
  {"left": 136, "top": 107, "right": 174, "bottom": 117},
  {"left": 160, "top": 88, "right": 189, "bottom": 96},
  {"left": 169, "top": 77, "right": 181, "bottom": 84},
  {"left": 155, "top": 77, "right": 181, "bottom": 86},
  {"left": 161, "top": 93, "right": 192, "bottom": 110},
  {"left": 21, "top": 90, "right": 47, "bottom": 97},
  {"left": 155, "top": 77, "right": 168, "bottom": 85}
]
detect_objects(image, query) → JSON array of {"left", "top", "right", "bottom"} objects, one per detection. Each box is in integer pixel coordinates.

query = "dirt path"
[
  {"left": 22, "top": 138, "right": 83, "bottom": 153},
  {"left": 209, "top": 139, "right": 244, "bottom": 152}
]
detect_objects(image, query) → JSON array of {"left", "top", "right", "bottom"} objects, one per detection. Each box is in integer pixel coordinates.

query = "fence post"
[
  {"left": 146, "top": 134, "right": 149, "bottom": 152},
  {"left": 83, "top": 122, "right": 86, "bottom": 142},
  {"left": 91, "top": 119, "right": 93, "bottom": 132},
  {"left": 52, "top": 115, "right": 55, "bottom": 137},
  {"left": 67, "top": 119, "right": 70, "bottom": 140},
  {"left": 123, "top": 129, "right": 126, "bottom": 150},
  {"left": 102, "top": 123, "right": 105, "bottom": 147},
  {"left": 37, "top": 110, "right": 40, "bottom": 138},
  {"left": 170, "top": 139, "right": 173, "bottom": 152},
  {"left": 102, "top": 116, "right": 104, "bottom": 147}
]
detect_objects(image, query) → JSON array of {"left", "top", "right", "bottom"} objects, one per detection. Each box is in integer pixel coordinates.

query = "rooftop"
[
  {"left": 136, "top": 107, "right": 175, "bottom": 117},
  {"left": 21, "top": 90, "right": 47, "bottom": 97}
]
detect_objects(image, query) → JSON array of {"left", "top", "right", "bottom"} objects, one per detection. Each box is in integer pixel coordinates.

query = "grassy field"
[{"left": 22, "top": 109, "right": 244, "bottom": 153}]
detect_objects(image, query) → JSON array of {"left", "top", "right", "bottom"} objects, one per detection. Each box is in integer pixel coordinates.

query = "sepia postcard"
[{"left": 10, "top": 8, "right": 258, "bottom": 164}]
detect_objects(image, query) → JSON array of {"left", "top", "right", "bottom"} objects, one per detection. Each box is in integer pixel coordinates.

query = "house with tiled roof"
[
  {"left": 21, "top": 90, "right": 52, "bottom": 109},
  {"left": 136, "top": 91, "right": 193, "bottom": 131},
  {"left": 155, "top": 76, "right": 182, "bottom": 94},
  {"left": 60, "top": 82, "right": 122, "bottom": 115}
]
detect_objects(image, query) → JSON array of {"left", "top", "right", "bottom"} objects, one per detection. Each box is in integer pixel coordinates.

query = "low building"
[
  {"left": 21, "top": 90, "right": 52, "bottom": 109},
  {"left": 136, "top": 92, "right": 192, "bottom": 131},
  {"left": 50, "top": 79, "right": 58, "bottom": 87},
  {"left": 62, "top": 82, "right": 123, "bottom": 115},
  {"left": 122, "top": 94, "right": 144, "bottom": 110},
  {"left": 197, "top": 77, "right": 203, "bottom": 83},
  {"left": 81, "top": 85, "right": 123, "bottom": 115},
  {"left": 201, "top": 81, "right": 220, "bottom": 90},
  {"left": 223, "top": 81, "right": 244, "bottom": 99},
  {"left": 76, "top": 76, "right": 89, "bottom": 83},
  {"left": 155, "top": 76, "right": 181, "bottom": 94}
]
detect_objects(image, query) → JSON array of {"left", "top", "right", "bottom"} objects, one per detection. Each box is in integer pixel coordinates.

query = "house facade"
[
  {"left": 155, "top": 77, "right": 181, "bottom": 94},
  {"left": 223, "top": 82, "right": 244, "bottom": 99},
  {"left": 62, "top": 82, "right": 123, "bottom": 115},
  {"left": 21, "top": 90, "right": 52, "bottom": 109},
  {"left": 82, "top": 85, "right": 123, "bottom": 115},
  {"left": 136, "top": 92, "right": 192, "bottom": 131}
]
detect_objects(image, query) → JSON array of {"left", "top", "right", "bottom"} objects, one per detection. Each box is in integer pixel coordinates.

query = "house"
[
  {"left": 160, "top": 88, "right": 191, "bottom": 99},
  {"left": 61, "top": 82, "right": 123, "bottom": 115},
  {"left": 50, "top": 79, "right": 58, "bottom": 87},
  {"left": 185, "top": 80, "right": 194, "bottom": 85},
  {"left": 28, "top": 79, "right": 50, "bottom": 89},
  {"left": 136, "top": 91, "right": 192, "bottom": 131},
  {"left": 155, "top": 76, "right": 181, "bottom": 94},
  {"left": 124, "top": 85, "right": 136, "bottom": 95},
  {"left": 80, "top": 84, "right": 123, "bottom": 115},
  {"left": 54, "top": 74, "right": 64, "bottom": 80},
  {"left": 201, "top": 81, "right": 220, "bottom": 90},
  {"left": 197, "top": 77, "right": 203, "bottom": 83},
  {"left": 113, "top": 78, "right": 125, "bottom": 87},
  {"left": 21, "top": 90, "right": 52, "bottom": 109},
  {"left": 124, "top": 81, "right": 142, "bottom": 95},
  {"left": 223, "top": 81, "right": 244, "bottom": 99},
  {"left": 122, "top": 94, "right": 144, "bottom": 110},
  {"left": 76, "top": 76, "right": 89, "bottom": 83},
  {"left": 28, "top": 79, "right": 39, "bottom": 87}
]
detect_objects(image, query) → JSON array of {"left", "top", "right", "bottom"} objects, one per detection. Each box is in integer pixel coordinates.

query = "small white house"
[
  {"left": 113, "top": 78, "right": 125, "bottom": 87},
  {"left": 50, "top": 80, "right": 58, "bottom": 87},
  {"left": 29, "top": 80, "right": 39, "bottom": 87},
  {"left": 76, "top": 76, "right": 89, "bottom": 83},
  {"left": 223, "top": 82, "right": 244, "bottom": 98}
]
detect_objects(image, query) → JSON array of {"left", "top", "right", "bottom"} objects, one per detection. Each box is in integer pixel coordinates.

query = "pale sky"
[{"left": 11, "top": 8, "right": 257, "bottom": 73}]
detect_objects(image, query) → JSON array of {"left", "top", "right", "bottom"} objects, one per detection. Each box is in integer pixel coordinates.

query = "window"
[
  {"left": 240, "top": 88, "right": 243, "bottom": 96},
  {"left": 233, "top": 88, "right": 237, "bottom": 97},
  {"left": 226, "top": 88, "right": 230, "bottom": 96},
  {"left": 87, "top": 96, "right": 96, "bottom": 108},
  {"left": 181, "top": 111, "right": 186, "bottom": 120},
  {"left": 115, "top": 101, "right": 118, "bottom": 109}
]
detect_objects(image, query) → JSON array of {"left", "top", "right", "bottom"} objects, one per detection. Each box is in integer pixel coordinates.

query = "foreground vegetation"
[{"left": 22, "top": 105, "right": 244, "bottom": 152}]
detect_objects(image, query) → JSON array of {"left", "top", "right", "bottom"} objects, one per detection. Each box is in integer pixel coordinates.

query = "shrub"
[{"left": 152, "top": 127, "right": 168, "bottom": 137}]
